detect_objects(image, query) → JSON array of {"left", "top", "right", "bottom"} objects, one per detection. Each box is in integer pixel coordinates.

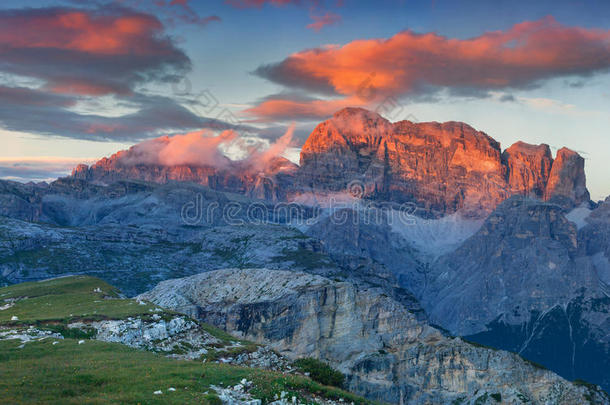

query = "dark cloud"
[
  {"left": 253, "top": 60, "right": 337, "bottom": 96},
  {"left": 0, "top": 5, "right": 240, "bottom": 141},
  {"left": 0, "top": 86, "right": 246, "bottom": 141},
  {"left": 256, "top": 122, "right": 315, "bottom": 144},
  {"left": 128, "top": 0, "right": 221, "bottom": 27},
  {"left": 0, "top": 158, "right": 93, "bottom": 183},
  {"left": 499, "top": 94, "right": 516, "bottom": 102}
]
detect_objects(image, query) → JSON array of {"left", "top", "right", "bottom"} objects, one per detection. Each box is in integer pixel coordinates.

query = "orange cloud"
[
  {"left": 307, "top": 11, "right": 341, "bottom": 31},
  {"left": 119, "top": 130, "right": 238, "bottom": 168},
  {"left": 250, "top": 16, "right": 610, "bottom": 120},
  {"left": 244, "top": 95, "right": 366, "bottom": 121}
]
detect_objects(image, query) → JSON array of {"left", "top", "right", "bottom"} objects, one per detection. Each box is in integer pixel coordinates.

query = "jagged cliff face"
[
  {"left": 418, "top": 197, "right": 610, "bottom": 390},
  {"left": 545, "top": 147, "right": 590, "bottom": 203},
  {"left": 299, "top": 108, "right": 590, "bottom": 215},
  {"left": 502, "top": 141, "right": 554, "bottom": 197},
  {"left": 424, "top": 197, "right": 592, "bottom": 335},
  {"left": 139, "top": 268, "right": 609, "bottom": 405}
]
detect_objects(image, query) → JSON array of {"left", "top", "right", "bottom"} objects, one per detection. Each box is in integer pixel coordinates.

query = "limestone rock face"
[
  {"left": 299, "top": 108, "right": 508, "bottom": 216},
  {"left": 418, "top": 197, "right": 610, "bottom": 390},
  {"left": 545, "top": 147, "right": 590, "bottom": 205},
  {"left": 502, "top": 141, "right": 553, "bottom": 198},
  {"left": 139, "top": 268, "right": 609, "bottom": 405},
  {"left": 298, "top": 108, "right": 589, "bottom": 216}
]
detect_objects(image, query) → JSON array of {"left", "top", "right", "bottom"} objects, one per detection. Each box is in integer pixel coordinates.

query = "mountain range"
[{"left": 1, "top": 107, "right": 609, "bottom": 404}]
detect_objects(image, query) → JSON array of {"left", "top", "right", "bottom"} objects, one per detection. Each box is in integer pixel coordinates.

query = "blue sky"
[{"left": 0, "top": 0, "right": 609, "bottom": 200}]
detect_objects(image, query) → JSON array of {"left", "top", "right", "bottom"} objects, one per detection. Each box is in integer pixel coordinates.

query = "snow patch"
[
  {"left": 389, "top": 212, "right": 483, "bottom": 260},
  {"left": 566, "top": 204, "right": 592, "bottom": 229}
]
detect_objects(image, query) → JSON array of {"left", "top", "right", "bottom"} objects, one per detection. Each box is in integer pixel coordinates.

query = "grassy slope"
[
  {"left": 0, "top": 276, "right": 160, "bottom": 324},
  {"left": 0, "top": 276, "right": 369, "bottom": 405}
]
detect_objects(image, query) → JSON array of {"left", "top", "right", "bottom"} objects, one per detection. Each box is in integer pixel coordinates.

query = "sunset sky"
[{"left": 1, "top": 0, "right": 610, "bottom": 200}]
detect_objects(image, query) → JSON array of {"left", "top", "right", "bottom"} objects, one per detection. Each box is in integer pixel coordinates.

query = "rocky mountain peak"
[
  {"left": 545, "top": 147, "right": 590, "bottom": 204},
  {"left": 298, "top": 109, "right": 590, "bottom": 216},
  {"left": 502, "top": 141, "right": 554, "bottom": 198}
]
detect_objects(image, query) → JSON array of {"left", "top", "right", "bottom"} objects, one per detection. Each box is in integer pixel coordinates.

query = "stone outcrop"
[{"left": 139, "top": 268, "right": 609, "bottom": 405}]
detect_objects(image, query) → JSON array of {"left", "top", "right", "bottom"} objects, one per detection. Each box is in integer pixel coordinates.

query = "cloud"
[
  {"left": 0, "top": 157, "right": 97, "bottom": 183},
  {"left": 307, "top": 11, "right": 340, "bottom": 31},
  {"left": 0, "top": 86, "right": 243, "bottom": 141},
  {"left": 244, "top": 94, "right": 365, "bottom": 121},
  {"left": 110, "top": 125, "right": 295, "bottom": 172},
  {"left": 0, "top": 6, "right": 240, "bottom": 141},
  {"left": 249, "top": 16, "right": 610, "bottom": 120},
  {"left": 227, "top": 0, "right": 341, "bottom": 31},
  {"left": 0, "top": 6, "right": 190, "bottom": 97},
  {"left": 518, "top": 96, "right": 578, "bottom": 114},
  {"left": 149, "top": 0, "right": 221, "bottom": 27},
  {"left": 247, "top": 123, "right": 294, "bottom": 171},
  {"left": 117, "top": 129, "right": 237, "bottom": 167},
  {"left": 225, "top": 0, "right": 299, "bottom": 7}
]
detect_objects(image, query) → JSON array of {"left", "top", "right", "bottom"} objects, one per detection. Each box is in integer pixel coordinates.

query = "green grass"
[
  {"left": 0, "top": 337, "right": 368, "bottom": 404},
  {"left": 0, "top": 276, "right": 372, "bottom": 404},
  {"left": 0, "top": 276, "right": 120, "bottom": 300},
  {"left": 0, "top": 276, "right": 161, "bottom": 324}
]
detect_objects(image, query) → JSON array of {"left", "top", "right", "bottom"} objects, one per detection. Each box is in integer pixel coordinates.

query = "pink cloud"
[
  {"left": 0, "top": 9, "right": 163, "bottom": 56},
  {"left": 118, "top": 129, "right": 238, "bottom": 168},
  {"left": 250, "top": 16, "right": 610, "bottom": 120},
  {"left": 114, "top": 127, "right": 295, "bottom": 172},
  {"left": 0, "top": 7, "right": 190, "bottom": 96}
]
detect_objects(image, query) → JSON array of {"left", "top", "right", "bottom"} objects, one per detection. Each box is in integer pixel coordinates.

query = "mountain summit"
[{"left": 299, "top": 107, "right": 589, "bottom": 215}]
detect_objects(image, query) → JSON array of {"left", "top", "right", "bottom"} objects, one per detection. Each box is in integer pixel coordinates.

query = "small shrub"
[
  {"left": 44, "top": 324, "right": 96, "bottom": 340},
  {"left": 294, "top": 358, "right": 344, "bottom": 388},
  {"left": 490, "top": 393, "right": 502, "bottom": 402},
  {"left": 203, "top": 393, "right": 222, "bottom": 405}
]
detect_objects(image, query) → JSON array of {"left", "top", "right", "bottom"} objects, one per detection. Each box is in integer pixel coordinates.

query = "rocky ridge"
[
  {"left": 139, "top": 268, "right": 609, "bottom": 405},
  {"left": 66, "top": 107, "right": 590, "bottom": 217}
]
